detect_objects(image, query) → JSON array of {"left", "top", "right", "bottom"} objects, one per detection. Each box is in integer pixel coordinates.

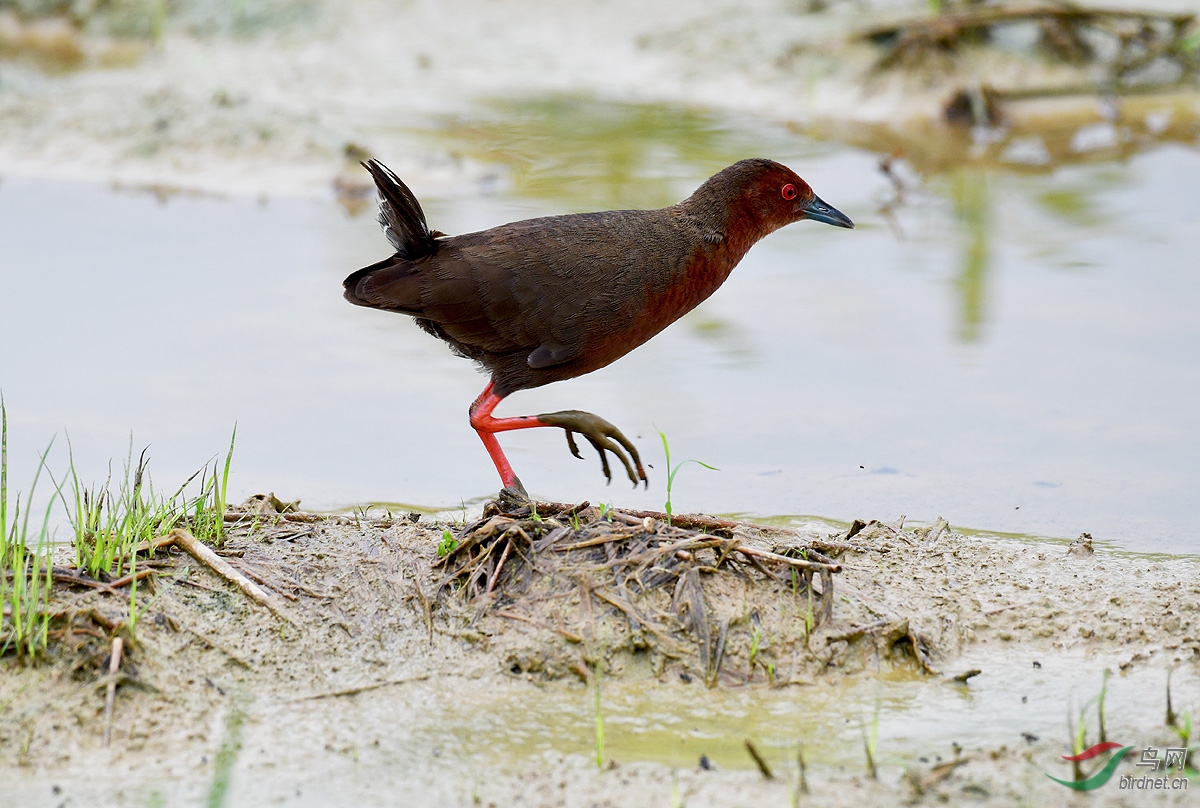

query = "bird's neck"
[{"left": 675, "top": 196, "right": 775, "bottom": 259}]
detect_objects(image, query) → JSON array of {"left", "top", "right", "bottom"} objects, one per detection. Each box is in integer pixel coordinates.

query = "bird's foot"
[
  {"left": 536, "top": 410, "right": 648, "bottom": 488},
  {"left": 498, "top": 479, "right": 530, "bottom": 508}
]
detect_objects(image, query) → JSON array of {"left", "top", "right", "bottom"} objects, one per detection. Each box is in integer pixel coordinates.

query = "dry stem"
[{"left": 102, "top": 636, "right": 124, "bottom": 747}]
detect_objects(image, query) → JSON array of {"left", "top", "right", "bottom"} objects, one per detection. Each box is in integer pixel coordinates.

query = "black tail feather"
[{"left": 362, "top": 159, "right": 438, "bottom": 260}]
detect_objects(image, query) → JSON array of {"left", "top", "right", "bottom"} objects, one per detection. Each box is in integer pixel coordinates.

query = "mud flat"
[{"left": 2, "top": 496, "right": 1197, "bottom": 806}]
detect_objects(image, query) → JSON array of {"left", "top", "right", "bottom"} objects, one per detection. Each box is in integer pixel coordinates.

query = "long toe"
[{"left": 537, "top": 409, "right": 648, "bottom": 487}]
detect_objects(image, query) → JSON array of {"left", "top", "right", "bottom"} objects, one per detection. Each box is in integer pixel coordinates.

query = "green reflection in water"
[
  {"left": 428, "top": 96, "right": 817, "bottom": 211},
  {"left": 1037, "top": 188, "right": 1098, "bottom": 226},
  {"left": 442, "top": 674, "right": 925, "bottom": 771},
  {"left": 1031, "top": 165, "right": 1128, "bottom": 232},
  {"left": 949, "top": 169, "right": 991, "bottom": 343}
]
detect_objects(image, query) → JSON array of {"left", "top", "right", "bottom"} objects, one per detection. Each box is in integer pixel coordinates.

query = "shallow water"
[
  {"left": 230, "top": 651, "right": 1195, "bottom": 802},
  {"left": 2, "top": 100, "right": 1199, "bottom": 552},
  {"left": 426, "top": 652, "right": 1183, "bottom": 771}
]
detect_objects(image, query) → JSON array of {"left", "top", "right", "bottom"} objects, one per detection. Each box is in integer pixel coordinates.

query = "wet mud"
[{"left": 2, "top": 498, "right": 1197, "bottom": 806}]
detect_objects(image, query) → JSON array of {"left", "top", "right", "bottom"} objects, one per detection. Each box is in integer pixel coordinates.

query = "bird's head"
[{"left": 685, "top": 159, "right": 854, "bottom": 245}]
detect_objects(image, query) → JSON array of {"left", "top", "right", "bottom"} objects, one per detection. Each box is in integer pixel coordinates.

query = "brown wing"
[{"left": 350, "top": 209, "right": 701, "bottom": 370}]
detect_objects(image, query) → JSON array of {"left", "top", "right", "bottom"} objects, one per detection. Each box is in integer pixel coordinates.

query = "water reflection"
[
  {"left": 424, "top": 651, "right": 1179, "bottom": 771},
  {"left": 421, "top": 96, "right": 838, "bottom": 210},
  {"left": 949, "top": 169, "right": 991, "bottom": 343},
  {"left": 814, "top": 93, "right": 1200, "bottom": 174}
]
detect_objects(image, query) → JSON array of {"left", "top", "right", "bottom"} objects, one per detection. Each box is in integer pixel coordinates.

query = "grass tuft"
[
  {"left": 1064, "top": 671, "right": 1113, "bottom": 779},
  {"left": 0, "top": 400, "right": 58, "bottom": 661},
  {"left": 66, "top": 428, "right": 237, "bottom": 581},
  {"left": 2, "top": 406, "right": 237, "bottom": 661}
]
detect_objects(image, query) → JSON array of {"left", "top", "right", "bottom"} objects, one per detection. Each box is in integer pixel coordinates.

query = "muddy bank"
[{"left": 2, "top": 501, "right": 1197, "bottom": 806}]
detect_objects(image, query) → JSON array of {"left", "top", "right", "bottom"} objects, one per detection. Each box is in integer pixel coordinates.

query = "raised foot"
[{"left": 536, "top": 409, "right": 648, "bottom": 488}]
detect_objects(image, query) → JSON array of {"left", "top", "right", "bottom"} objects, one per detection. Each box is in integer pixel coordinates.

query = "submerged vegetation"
[{"left": 0, "top": 401, "right": 235, "bottom": 663}]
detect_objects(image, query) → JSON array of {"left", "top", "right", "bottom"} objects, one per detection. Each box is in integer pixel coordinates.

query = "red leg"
[
  {"left": 468, "top": 381, "right": 648, "bottom": 492},
  {"left": 469, "top": 382, "right": 539, "bottom": 493}
]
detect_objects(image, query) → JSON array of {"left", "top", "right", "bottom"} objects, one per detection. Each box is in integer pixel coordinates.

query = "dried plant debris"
[
  {"left": 864, "top": 3, "right": 1197, "bottom": 78},
  {"left": 859, "top": 2, "right": 1200, "bottom": 117},
  {"left": 429, "top": 497, "right": 934, "bottom": 686}
]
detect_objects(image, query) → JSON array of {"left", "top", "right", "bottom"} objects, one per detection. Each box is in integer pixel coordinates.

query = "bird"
[{"left": 344, "top": 158, "right": 854, "bottom": 497}]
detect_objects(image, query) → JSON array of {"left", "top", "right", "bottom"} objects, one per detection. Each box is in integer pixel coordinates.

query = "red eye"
[{"left": 781, "top": 183, "right": 798, "bottom": 201}]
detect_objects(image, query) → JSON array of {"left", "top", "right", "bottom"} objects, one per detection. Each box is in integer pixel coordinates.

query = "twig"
[
  {"left": 52, "top": 566, "right": 155, "bottom": 593},
  {"left": 131, "top": 533, "right": 180, "bottom": 555},
  {"left": 611, "top": 537, "right": 726, "bottom": 570},
  {"left": 107, "top": 568, "right": 156, "bottom": 590},
  {"left": 227, "top": 560, "right": 298, "bottom": 601},
  {"left": 992, "top": 79, "right": 1198, "bottom": 101},
  {"left": 825, "top": 619, "right": 901, "bottom": 644},
  {"left": 617, "top": 507, "right": 796, "bottom": 537},
  {"left": 165, "top": 529, "right": 296, "bottom": 625},
  {"left": 733, "top": 543, "right": 842, "bottom": 573},
  {"left": 281, "top": 512, "right": 326, "bottom": 523},
  {"left": 711, "top": 539, "right": 740, "bottom": 570},
  {"left": 51, "top": 568, "right": 117, "bottom": 595},
  {"left": 85, "top": 608, "right": 120, "bottom": 633},
  {"left": 409, "top": 561, "right": 433, "bottom": 643},
  {"left": 485, "top": 538, "right": 513, "bottom": 595},
  {"left": 708, "top": 618, "right": 729, "bottom": 688},
  {"left": 739, "top": 550, "right": 786, "bottom": 582},
  {"left": 745, "top": 739, "right": 774, "bottom": 779},
  {"left": 912, "top": 757, "right": 971, "bottom": 793},
  {"left": 859, "top": 5, "right": 1195, "bottom": 45},
  {"left": 511, "top": 499, "right": 590, "bottom": 520},
  {"left": 803, "top": 547, "right": 841, "bottom": 568},
  {"left": 591, "top": 587, "right": 646, "bottom": 631},
  {"left": 524, "top": 500, "right": 794, "bottom": 537},
  {"left": 555, "top": 532, "right": 639, "bottom": 552},
  {"left": 533, "top": 525, "right": 572, "bottom": 552},
  {"left": 102, "top": 636, "right": 124, "bottom": 747},
  {"left": 592, "top": 588, "right": 690, "bottom": 657},
  {"left": 493, "top": 609, "right": 583, "bottom": 642},
  {"left": 291, "top": 674, "right": 432, "bottom": 701},
  {"left": 609, "top": 511, "right": 651, "bottom": 527}
]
